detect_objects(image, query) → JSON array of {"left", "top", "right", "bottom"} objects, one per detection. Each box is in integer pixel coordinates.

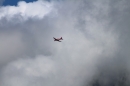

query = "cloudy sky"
[{"left": 0, "top": 0, "right": 130, "bottom": 86}]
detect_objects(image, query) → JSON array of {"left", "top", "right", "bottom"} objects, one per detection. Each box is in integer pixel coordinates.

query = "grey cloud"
[{"left": 0, "top": 0, "right": 130, "bottom": 86}]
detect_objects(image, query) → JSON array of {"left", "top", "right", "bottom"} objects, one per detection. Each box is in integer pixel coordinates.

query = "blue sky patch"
[{"left": 3, "top": 0, "right": 37, "bottom": 6}]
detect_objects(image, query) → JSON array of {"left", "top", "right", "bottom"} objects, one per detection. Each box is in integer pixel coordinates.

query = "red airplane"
[{"left": 53, "top": 37, "right": 63, "bottom": 42}]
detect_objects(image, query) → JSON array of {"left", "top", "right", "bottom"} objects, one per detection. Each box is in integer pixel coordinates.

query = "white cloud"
[
  {"left": 0, "top": 0, "right": 54, "bottom": 21},
  {"left": 0, "top": 0, "right": 130, "bottom": 86}
]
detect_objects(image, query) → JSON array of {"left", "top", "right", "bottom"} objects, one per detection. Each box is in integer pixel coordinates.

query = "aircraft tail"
[{"left": 61, "top": 37, "right": 63, "bottom": 40}]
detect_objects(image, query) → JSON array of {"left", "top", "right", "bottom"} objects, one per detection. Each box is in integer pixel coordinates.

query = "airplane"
[{"left": 53, "top": 37, "right": 63, "bottom": 42}]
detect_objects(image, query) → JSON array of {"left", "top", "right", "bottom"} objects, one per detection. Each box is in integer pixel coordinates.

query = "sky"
[
  {"left": 0, "top": 0, "right": 130, "bottom": 86},
  {"left": 2, "top": 0, "right": 37, "bottom": 6}
]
